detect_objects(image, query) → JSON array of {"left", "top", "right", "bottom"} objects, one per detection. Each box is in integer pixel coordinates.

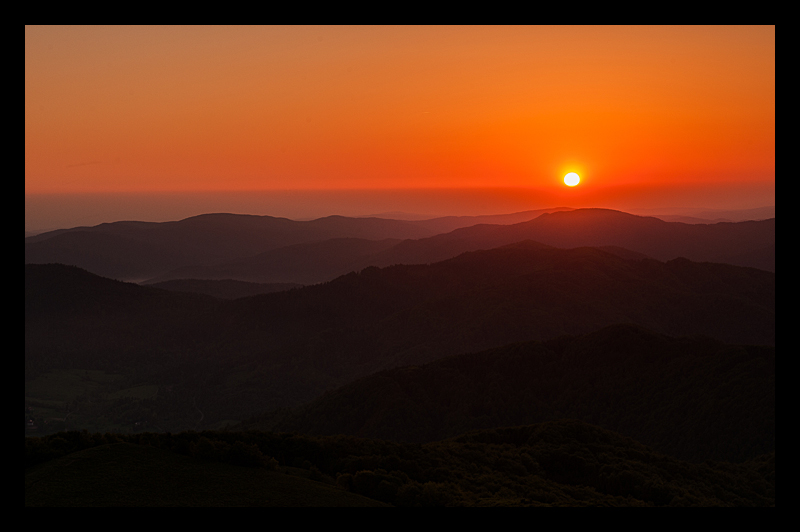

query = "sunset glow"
[
  {"left": 23, "top": 27, "right": 777, "bottom": 496},
  {"left": 25, "top": 26, "right": 774, "bottom": 230}
]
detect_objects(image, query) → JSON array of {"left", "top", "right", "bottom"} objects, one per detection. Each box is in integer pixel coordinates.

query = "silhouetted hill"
[
  {"left": 145, "top": 237, "right": 402, "bottom": 285},
  {"left": 25, "top": 263, "right": 220, "bottom": 378},
  {"left": 25, "top": 209, "right": 572, "bottom": 282},
  {"left": 716, "top": 243, "right": 775, "bottom": 272},
  {"left": 144, "top": 279, "right": 302, "bottom": 299},
  {"left": 24, "top": 213, "right": 459, "bottom": 281},
  {"left": 648, "top": 206, "right": 774, "bottom": 224},
  {"left": 400, "top": 207, "right": 575, "bottom": 231},
  {"left": 25, "top": 442, "right": 388, "bottom": 507},
  {"left": 223, "top": 241, "right": 773, "bottom": 364},
  {"left": 24, "top": 231, "right": 188, "bottom": 282},
  {"left": 147, "top": 209, "right": 772, "bottom": 285},
  {"left": 250, "top": 325, "right": 773, "bottom": 463},
  {"left": 26, "top": 209, "right": 774, "bottom": 285},
  {"left": 25, "top": 421, "right": 775, "bottom": 506},
  {"left": 26, "top": 243, "right": 773, "bottom": 434},
  {"left": 366, "top": 209, "right": 774, "bottom": 273},
  {"left": 25, "top": 263, "right": 216, "bottom": 317}
]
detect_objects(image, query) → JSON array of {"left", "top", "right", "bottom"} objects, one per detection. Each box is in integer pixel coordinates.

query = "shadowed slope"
[
  {"left": 25, "top": 442, "right": 387, "bottom": 507},
  {"left": 145, "top": 237, "right": 402, "bottom": 285},
  {"left": 26, "top": 243, "right": 773, "bottom": 432},
  {"left": 144, "top": 279, "right": 302, "bottom": 299},
  {"left": 256, "top": 325, "right": 774, "bottom": 463},
  {"left": 25, "top": 421, "right": 775, "bottom": 506}
]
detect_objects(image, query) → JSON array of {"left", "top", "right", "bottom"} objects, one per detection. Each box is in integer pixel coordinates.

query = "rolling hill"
[
  {"left": 25, "top": 420, "right": 774, "bottom": 506},
  {"left": 247, "top": 324, "right": 774, "bottom": 463},
  {"left": 26, "top": 209, "right": 774, "bottom": 285},
  {"left": 144, "top": 209, "right": 776, "bottom": 285},
  {"left": 26, "top": 241, "right": 774, "bottom": 434}
]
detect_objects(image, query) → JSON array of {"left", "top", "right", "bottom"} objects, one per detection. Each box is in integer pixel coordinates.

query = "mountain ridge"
[
  {"left": 246, "top": 323, "right": 773, "bottom": 463},
  {"left": 26, "top": 208, "right": 775, "bottom": 284},
  {"left": 26, "top": 241, "right": 774, "bottom": 435}
]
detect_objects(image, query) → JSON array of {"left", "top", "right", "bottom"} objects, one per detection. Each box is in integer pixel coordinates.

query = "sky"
[{"left": 25, "top": 26, "right": 774, "bottom": 231}]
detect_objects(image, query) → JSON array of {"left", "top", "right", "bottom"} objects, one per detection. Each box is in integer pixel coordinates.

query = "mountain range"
[
  {"left": 26, "top": 208, "right": 774, "bottom": 285},
  {"left": 25, "top": 205, "right": 776, "bottom": 505},
  {"left": 26, "top": 240, "right": 774, "bottom": 434}
]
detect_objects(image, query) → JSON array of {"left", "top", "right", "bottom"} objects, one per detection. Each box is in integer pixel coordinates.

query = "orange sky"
[{"left": 25, "top": 26, "right": 774, "bottom": 226}]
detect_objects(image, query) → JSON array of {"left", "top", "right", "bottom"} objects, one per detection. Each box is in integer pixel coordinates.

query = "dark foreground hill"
[
  {"left": 26, "top": 243, "right": 774, "bottom": 434},
  {"left": 24, "top": 441, "right": 388, "bottom": 507},
  {"left": 245, "top": 325, "right": 773, "bottom": 464},
  {"left": 145, "top": 279, "right": 302, "bottom": 299},
  {"left": 25, "top": 420, "right": 774, "bottom": 506}
]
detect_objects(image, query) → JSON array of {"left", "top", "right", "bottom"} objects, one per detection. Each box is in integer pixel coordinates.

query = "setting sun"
[
  {"left": 25, "top": 25, "right": 774, "bottom": 229},
  {"left": 22, "top": 27, "right": 776, "bottom": 507},
  {"left": 564, "top": 173, "right": 580, "bottom": 187}
]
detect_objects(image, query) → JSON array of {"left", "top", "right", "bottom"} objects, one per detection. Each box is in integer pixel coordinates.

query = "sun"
[{"left": 564, "top": 173, "right": 580, "bottom": 187}]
